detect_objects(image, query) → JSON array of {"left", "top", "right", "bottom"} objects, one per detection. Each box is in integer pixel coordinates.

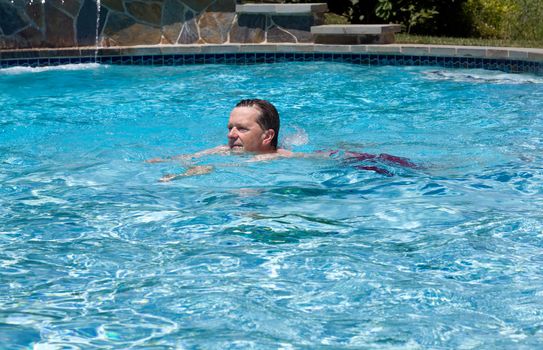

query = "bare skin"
[
  {"left": 148, "top": 106, "right": 296, "bottom": 182},
  {"left": 158, "top": 165, "right": 214, "bottom": 182},
  {"left": 147, "top": 102, "right": 418, "bottom": 181}
]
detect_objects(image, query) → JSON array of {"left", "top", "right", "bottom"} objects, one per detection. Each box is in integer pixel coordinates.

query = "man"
[
  {"left": 150, "top": 99, "right": 417, "bottom": 181},
  {"left": 150, "top": 99, "right": 294, "bottom": 181},
  {"left": 224, "top": 99, "right": 417, "bottom": 170}
]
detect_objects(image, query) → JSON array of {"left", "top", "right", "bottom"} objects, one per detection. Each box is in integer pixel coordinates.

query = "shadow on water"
[
  {"left": 221, "top": 225, "right": 338, "bottom": 244},
  {"left": 0, "top": 324, "right": 41, "bottom": 349}
]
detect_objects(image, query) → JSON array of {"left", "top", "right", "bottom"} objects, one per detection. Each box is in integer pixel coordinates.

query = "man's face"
[{"left": 227, "top": 106, "right": 273, "bottom": 153}]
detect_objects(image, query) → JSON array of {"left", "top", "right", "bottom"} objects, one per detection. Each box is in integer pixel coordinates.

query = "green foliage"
[
  {"left": 396, "top": 33, "right": 543, "bottom": 48},
  {"left": 463, "top": 0, "right": 514, "bottom": 38},
  {"left": 463, "top": 0, "right": 543, "bottom": 41},
  {"left": 274, "top": 0, "right": 543, "bottom": 42},
  {"left": 323, "top": 12, "right": 350, "bottom": 25},
  {"left": 375, "top": 0, "right": 439, "bottom": 33},
  {"left": 509, "top": 0, "right": 543, "bottom": 41},
  {"left": 285, "top": 0, "right": 471, "bottom": 36}
]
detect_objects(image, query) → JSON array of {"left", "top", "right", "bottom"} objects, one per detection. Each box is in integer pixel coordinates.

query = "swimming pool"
[{"left": 1, "top": 62, "right": 542, "bottom": 348}]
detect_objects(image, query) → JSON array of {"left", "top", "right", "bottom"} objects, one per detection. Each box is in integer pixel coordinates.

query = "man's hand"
[
  {"left": 159, "top": 165, "right": 214, "bottom": 182},
  {"left": 159, "top": 173, "right": 179, "bottom": 182}
]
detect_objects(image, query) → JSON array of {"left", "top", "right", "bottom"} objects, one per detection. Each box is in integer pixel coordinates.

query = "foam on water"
[
  {"left": 0, "top": 63, "right": 103, "bottom": 75},
  {"left": 422, "top": 68, "right": 543, "bottom": 84}
]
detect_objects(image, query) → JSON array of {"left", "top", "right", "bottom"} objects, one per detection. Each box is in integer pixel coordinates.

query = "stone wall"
[{"left": 0, "top": 0, "right": 325, "bottom": 50}]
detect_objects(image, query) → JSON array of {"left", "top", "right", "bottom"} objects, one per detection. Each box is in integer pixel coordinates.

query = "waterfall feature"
[{"left": 94, "top": 0, "right": 101, "bottom": 62}]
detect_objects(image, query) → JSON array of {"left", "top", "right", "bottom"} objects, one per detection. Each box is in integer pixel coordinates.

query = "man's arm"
[
  {"left": 146, "top": 145, "right": 230, "bottom": 163},
  {"left": 159, "top": 165, "right": 214, "bottom": 182}
]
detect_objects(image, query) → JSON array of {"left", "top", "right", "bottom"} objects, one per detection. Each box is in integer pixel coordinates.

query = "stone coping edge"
[
  {"left": 311, "top": 25, "right": 402, "bottom": 35},
  {"left": 0, "top": 44, "right": 542, "bottom": 63},
  {"left": 235, "top": 3, "right": 328, "bottom": 15}
]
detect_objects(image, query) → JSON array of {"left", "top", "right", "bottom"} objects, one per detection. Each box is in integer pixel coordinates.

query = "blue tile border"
[{"left": 1, "top": 52, "right": 542, "bottom": 75}]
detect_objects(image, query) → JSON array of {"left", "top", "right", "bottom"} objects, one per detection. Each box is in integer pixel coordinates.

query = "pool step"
[
  {"left": 233, "top": 3, "right": 328, "bottom": 44},
  {"left": 311, "top": 24, "right": 402, "bottom": 44},
  {"left": 235, "top": 3, "right": 329, "bottom": 15},
  {"left": 233, "top": 4, "right": 400, "bottom": 45}
]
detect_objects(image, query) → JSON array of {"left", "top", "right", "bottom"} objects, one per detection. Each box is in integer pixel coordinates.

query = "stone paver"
[
  {"left": 311, "top": 24, "right": 401, "bottom": 35},
  {"left": 235, "top": 3, "right": 327, "bottom": 15}
]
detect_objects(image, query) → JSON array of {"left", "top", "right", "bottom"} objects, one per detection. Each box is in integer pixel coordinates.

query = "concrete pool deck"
[{"left": 1, "top": 44, "right": 542, "bottom": 74}]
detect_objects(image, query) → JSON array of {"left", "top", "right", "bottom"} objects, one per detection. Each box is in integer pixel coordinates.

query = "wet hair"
[{"left": 235, "top": 99, "right": 280, "bottom": 149}]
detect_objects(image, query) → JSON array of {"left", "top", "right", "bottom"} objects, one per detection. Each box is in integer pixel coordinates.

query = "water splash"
[
  {"left": 281, "top": 126, "right": 309, "bottom": 148},
  {"left": 94, "top": 0, "right": 102, "bottom": 62}
]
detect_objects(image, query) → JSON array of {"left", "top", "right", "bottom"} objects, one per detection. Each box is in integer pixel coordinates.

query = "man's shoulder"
[
  {"left": 250, "top": 149, "right": 295, "bottom": 162},
  {"left": 277, "top": 148, "right": 295, "bottom": 157},
  {"left": 194, "top": 145, "right": 230, "bottom": 157}
]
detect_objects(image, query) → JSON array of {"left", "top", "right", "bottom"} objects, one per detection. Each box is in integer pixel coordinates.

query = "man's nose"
[{"left": 228, "top": 128, "right": 238, "bottom": 138}]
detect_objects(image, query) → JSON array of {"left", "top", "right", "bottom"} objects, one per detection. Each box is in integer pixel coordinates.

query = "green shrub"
[
  {"left": 323, "top": 12, "right": 350, "bottom": 25},
  {"left": 375, "top": 0, "right": 439, "bottom": 34},
  {"left": 510, "top": 0, "right": 543, "bottom": 41},
  {"left": 271, "top": 0, "right": 543, "bottom": 42},
  {"left": 285, "top": 0, "right": 471, "bottom": 37},
  {"left": 463, "top": 0, "right": 543, "bottom": 41},
  {"left": 463, "top": 0, "right": 515, "bottom": 38}
]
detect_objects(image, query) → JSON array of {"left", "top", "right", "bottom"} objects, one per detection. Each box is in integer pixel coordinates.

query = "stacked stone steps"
[
  {"left": 234, "top": 3, "right": 327, "bottom": 44},
  {"left": 311, "top": 24, "right": 402, "bottom": 45},
  {"left": 235, "top": 3, "right": 328, "bottom": 15},
  {"left": 235, "top": 3, "right": 401, "bottom": 45}
]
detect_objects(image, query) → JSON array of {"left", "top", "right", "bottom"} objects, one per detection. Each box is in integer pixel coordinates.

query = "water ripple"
[{"left": 1, "top": 63, "right": 542, "bottom": 348}]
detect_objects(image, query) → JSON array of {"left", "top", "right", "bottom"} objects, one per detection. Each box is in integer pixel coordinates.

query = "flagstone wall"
[{"left": 0, "top": 0, "right": 325, "bottom": 50}]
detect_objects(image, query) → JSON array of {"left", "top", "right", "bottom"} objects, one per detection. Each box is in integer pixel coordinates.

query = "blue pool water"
[{"left": 1, "top": 62, "right": 543, "bottom": 349}]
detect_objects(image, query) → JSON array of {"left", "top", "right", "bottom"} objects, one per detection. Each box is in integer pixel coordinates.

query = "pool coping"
[{"left": 1, "top": 44, "right": 542, "bottom": 74}]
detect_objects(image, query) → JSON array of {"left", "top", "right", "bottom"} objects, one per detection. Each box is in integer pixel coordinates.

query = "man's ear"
[{"left": 262, "top": 129, "right": 275, "bottom": 145}]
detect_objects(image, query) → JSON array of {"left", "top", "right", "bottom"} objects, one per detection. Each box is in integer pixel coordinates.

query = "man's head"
[{"left": 227, "top": 99, "right": 280, "bottom": 153}]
